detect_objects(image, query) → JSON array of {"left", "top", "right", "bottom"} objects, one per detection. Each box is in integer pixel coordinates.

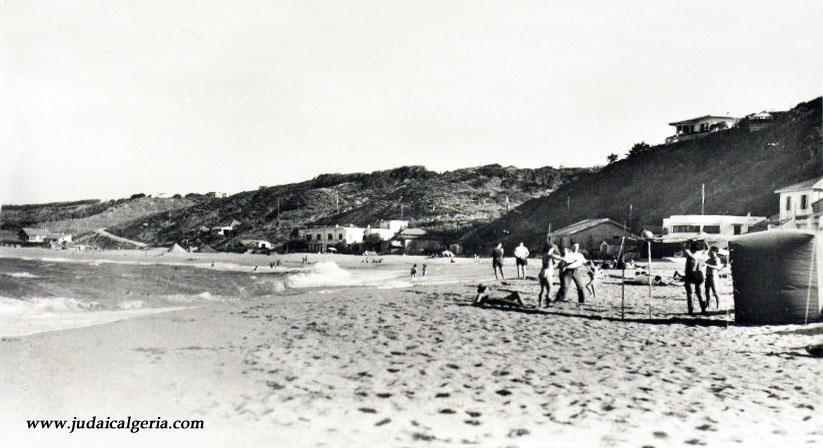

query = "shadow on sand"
[{"left": 453, "top": 301, "right": 733, "bottom": 328}]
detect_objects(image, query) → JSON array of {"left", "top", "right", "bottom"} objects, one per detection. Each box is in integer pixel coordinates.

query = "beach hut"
[{"left": 729, "top": 229, "right": 822, "bottom": 325}]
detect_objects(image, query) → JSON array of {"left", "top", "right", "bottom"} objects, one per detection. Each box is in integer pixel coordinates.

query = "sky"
[{"left": 1, "top": 0, "right": 821, "bottom": 204}]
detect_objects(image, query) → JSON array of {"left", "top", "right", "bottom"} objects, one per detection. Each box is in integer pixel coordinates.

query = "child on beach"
[
  {"left": 704, "top": 247, "right": 721, "bottom": 309},
  {"left": 584, "top": 260, "right": 598, "bottom": 299},
  {"left": 537, "top": 245, "right": 563, "bottom": 307},
  {"left": 411, "top": 264, "right": 417, "bottom": 278},
  {"left": 422, "top": 264, "right": 427, "bottom": 277}
]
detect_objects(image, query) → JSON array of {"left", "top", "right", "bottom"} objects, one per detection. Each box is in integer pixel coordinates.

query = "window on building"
[
  {"left": 338, "top": 233, "right": 343, "bottom": 240},
  {"left": 801, "top": 194, "right": 808, "bottom": 209},
  {"left": 702, "top": 225, "right": 721, "bottom": 234},
  {"left": 786, "top": 196, "right": 791, "bottom": 211},
  {"left": 316, "top": 234, "right": 321, "bottom": 240},
  {"left": 672, "top": 225, "right": 701, "bottom": 233},
  {"left": 327, "top": 233, "right": 333, "bottom": 240},
  {"left": 306, "top": 234, "right": 312, "bottom": 241},
  {"left": 733, "top": 224, "right": 742, "bottom": 235}
]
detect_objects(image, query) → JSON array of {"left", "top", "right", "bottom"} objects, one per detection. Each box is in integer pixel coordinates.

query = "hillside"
[
  {"left": 1, "top": 196, "right": 202, "bottom": 235},
  {"left": 459, "top": 97, "right": 823, "bottom": 252},
  {"left": 109, "top": 165, "right": 591, "bottom": 248}
]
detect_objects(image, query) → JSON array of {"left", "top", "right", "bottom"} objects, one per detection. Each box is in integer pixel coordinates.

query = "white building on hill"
[{"left": 665, "top": 115, "right": 738, "bottom": 144}]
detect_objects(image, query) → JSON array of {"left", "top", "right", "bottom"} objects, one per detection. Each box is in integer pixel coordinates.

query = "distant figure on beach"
[
  {"left": 411, "top": 264, "right": 418, "bottom": 278},
  {"left": 474, "top": 254, "right": 479, "bottom": 263},
  {"left": 537, "top": 245, "right": 563, "bottom": 307},
  {"left": 422, "top": 264, "right": 427, "bottom": 277},
  {"left": 704, "top": 246, "right": 721, "bottom": 309},
  {"left": 302, "top": 255, "right": 308, "bottom": 265},
  {"left": 514, "top": 242, "right": 530, "bottom": 279},
  {"left": 683, "top": 241, "right": 707, "bottom": 315},
  {"left": 555, "top": 243, "right": 588, "bottom": 303},
  {"left": 492, "top": 243, "right": 505, "bottom": 280}
]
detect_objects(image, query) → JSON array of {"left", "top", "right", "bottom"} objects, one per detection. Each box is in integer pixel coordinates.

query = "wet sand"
[{"left": 0, "top": 248, "right": 821, "bottom": 447}]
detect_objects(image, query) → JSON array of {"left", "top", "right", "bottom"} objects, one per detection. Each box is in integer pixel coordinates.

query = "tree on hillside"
[
  {"left": 607, "top": 153, "right": 619, "bottom": 165},
  {"left": 626, "top": 141, "right": 652, "bottom": 158}
]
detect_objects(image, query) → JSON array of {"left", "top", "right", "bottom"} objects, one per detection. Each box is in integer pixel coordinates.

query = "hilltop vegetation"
[
  {"left": 460, "top": 97, "right": 822, "bottom": 252},
  {"left": 109, "top": 165, "right": 590, "bottom": 248}
]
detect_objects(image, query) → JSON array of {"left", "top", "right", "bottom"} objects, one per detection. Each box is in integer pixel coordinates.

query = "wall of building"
[
  {"left": 779, "top": 190, "right": 823, "bottom": 221},
  {"left": 662, "top": 215, "right": 765, "bottom": 237}
]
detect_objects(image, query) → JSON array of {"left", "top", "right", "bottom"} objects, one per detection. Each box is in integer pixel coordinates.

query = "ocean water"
[
  {"left": 0, "top": 257, "right": 289, "bottom": 337},
  {"left": 0, "top": 257, "right": 409, "bottom": 337}
]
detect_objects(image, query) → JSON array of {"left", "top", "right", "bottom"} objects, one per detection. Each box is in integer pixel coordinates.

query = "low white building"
[
  {"left": 299, "top": 224, "right": 366, "bottom": 253},
  {"left": 774, "top": 177, "right": 823, "bottom": 230},
  {"left": 662, "top": 215, "right": 766, "bottom": 246}
]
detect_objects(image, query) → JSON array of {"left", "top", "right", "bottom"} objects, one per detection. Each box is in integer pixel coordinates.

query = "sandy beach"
[{"left": 0, "top": 247, "right": 821, "bottom": 447}]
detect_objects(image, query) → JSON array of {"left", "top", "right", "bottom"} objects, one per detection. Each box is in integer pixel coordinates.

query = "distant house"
[
  {"left": 19, "top": 228, "right": 73, "bottom": 245},
  {"left": 665, "top": 115, "right": 738, "bottom": 144},
  {"left": 774, "top": 177, "right": 823, "bottom": 230},
  {"left": 662, "top": 215, "right": 766, "bottom": 246},
  {"left": 213, "top": 219, "right": 242, "bottom": 236},
  {"left": 739, "top": 111, "right": 782, "bottom": 132},
  {"left": 394, "top": 228, "right": 443, "bottom": 255},
  {"left": 299, "top": 224, "right": 366, "bottom": 253},
  {"left": 550, "top": 219, "right": 635, "bottom": 257}
]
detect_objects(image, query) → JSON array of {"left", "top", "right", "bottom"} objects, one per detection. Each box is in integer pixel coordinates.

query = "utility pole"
[
  {"left": 335, "top": 191, "right": 339, "bottom": 214},
  {"left": 505, "top": 195, "right": 510, "bottom": 213},
  {"left": 701, "top": 183, "right": 706, "bottom": 215},
  {"left": 628, "top": 203, "right": 633, "bottom": 230}
]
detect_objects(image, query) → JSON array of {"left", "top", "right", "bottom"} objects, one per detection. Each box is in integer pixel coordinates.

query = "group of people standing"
[
  {"left": 678, "top": 241, "right": 723, "bottom": 315},
  {"left": 492, "top": 241, "right": 596, "bottom": 308}
]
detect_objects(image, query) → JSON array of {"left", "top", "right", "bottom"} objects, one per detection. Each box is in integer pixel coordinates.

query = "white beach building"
[
  {"left": 299, "top": 224, "right": 366, "bottom": 253},
  {"left": 661, "top": 215, "right": 766, "bottom": 246},
  {"left": 774, "top": 177, "right": 823, "bottom": 230}
]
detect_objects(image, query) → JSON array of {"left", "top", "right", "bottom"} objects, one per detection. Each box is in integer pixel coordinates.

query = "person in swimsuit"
[
  {"left": 704, "top": 247, "right": 721, "bottom": 309},
  {"left": 537, "top": 245, "right": 563, "bottom": 307},
  {"left": 683, "top": 241, "right": 707, "bottom": 315},
  {"left": 492, "top": 243, "right": 505, "bottom": 280}
]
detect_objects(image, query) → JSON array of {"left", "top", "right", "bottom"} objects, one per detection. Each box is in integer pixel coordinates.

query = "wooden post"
[
  {"left": 619, "top": 237, "right": 626, "bottom": 320},
  {"left": 647, "top": 241, "right": 653, "bottom": 319}
]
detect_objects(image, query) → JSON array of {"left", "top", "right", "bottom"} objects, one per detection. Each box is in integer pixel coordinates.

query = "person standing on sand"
[
  {"left": 538, "top": 245, "right": 563, "bottom": 307},
  {"left": 683, "top": 241, "right": 707, "bottom": 315},
  {"left": 411, "top": 264, "right": 417, "bottom": 278},
  {"left": 422, "top": 264, "right": 427, "bottom": 277},
  {"left": 555, "top": 243, "right": 588, "bottom": 303},
  {"left": 704, "top": 246, "right": 721, "bottom": 309},
  {"left": 492, "top": 243, "right": 505, "bottom": 280},
  {"left": 514, "top": 242, "right": 530, "bottom": 279}
]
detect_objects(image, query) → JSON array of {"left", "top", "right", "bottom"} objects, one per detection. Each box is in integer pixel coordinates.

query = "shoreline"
[{"left": 1, "top": 248, "right": 821, "bottom": 446}]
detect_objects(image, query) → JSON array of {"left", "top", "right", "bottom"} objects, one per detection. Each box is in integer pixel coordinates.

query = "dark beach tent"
[
  {"left": 197, "top": 244, "right": 217, "bottom": 253},
  {"left": 729, "top": 229, "right": 822, "bottom": 325}
]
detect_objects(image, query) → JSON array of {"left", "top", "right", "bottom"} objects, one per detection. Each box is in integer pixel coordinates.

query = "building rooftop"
[
  {"left": 552, "top": 218, "right": 630, "bottom": 236},
  {"left": 668, "top": 115, "right": 737, "bottom": 126},
  {"left": 774, "top": 177, "right": 823, "bottom": 193}
]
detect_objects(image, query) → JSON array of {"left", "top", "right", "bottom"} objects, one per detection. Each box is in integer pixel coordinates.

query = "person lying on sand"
[{"left": 473, "top": 284, "right": 525, "bottom": 307}]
